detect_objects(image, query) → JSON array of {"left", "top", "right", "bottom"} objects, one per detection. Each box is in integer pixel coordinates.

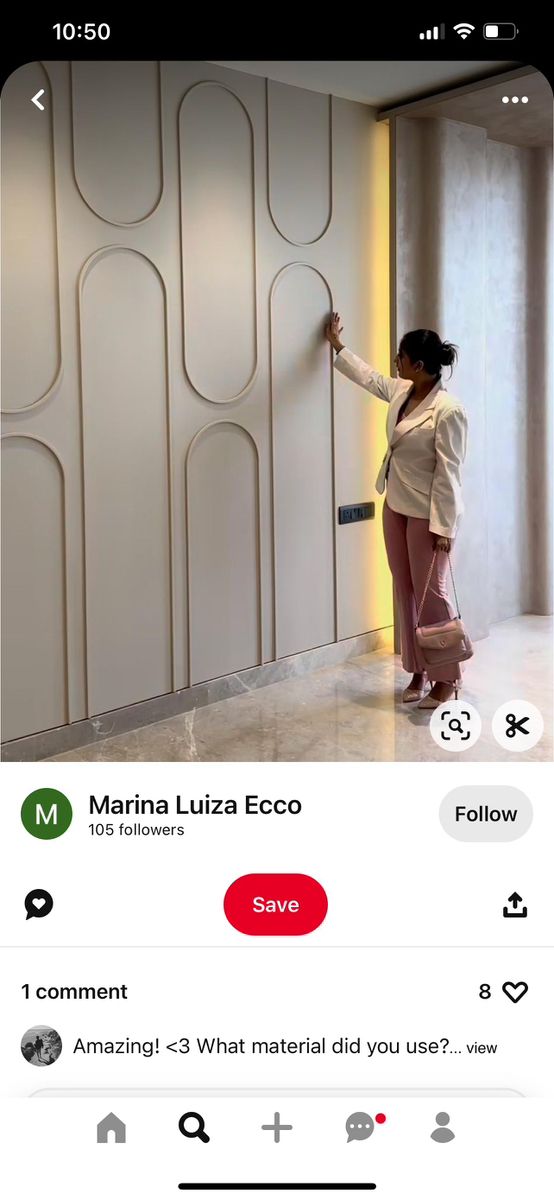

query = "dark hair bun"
[{"left": 440, "top": 340, "right": 458, "bottom": 369}]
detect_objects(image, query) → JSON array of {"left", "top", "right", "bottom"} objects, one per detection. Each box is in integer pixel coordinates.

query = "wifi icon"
[{"left": 454, "top": 22, "right": 476, "bottom": 38}]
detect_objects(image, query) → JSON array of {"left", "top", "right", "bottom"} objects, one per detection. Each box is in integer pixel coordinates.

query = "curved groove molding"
[
  {"left": 71, "top": 61, "right": 163, "bottom": 225},
  {"left": 270, "top": 264, "right": 336, "bottom": 658},
  {"left": 79, "top": 247, "right": 173, "bottom": 715},
  {"left": 267, "top": 80, "right": 333, "bottom": 246},
  {"left": 2, "top": 63, "right": 62, "bottom": 412},
  {"left": 179, "top": 82, "right": 258, "bottom": 402},
  {"left": 1, "top": 435, "right": 69, "bottom": 741},
  {"left": 185, "top": 421, "right": 262, "bottom": 684}
]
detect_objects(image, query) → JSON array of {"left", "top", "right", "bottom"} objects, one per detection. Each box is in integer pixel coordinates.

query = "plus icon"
[{"left": 261, "top": 1112, "right": 293, "bottom": 1143}]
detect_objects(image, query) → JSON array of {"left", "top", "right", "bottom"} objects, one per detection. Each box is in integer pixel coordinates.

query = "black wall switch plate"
[{"left": 338, "top": 502, "right": 375, "bottom": 525}]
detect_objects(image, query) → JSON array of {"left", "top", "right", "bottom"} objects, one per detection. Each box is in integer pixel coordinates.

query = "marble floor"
[{"left": 49, "top": 616, "right": 552, "bottom": 763}]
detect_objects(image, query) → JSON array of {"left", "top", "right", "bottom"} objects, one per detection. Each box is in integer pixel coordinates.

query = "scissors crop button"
[{"left": 492, "top": 701, "right": 544, "bottom": 753}]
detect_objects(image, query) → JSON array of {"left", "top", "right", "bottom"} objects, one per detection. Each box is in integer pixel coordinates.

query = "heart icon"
[
  {"left": 502, "top": 981, "right": 528, "bottom": 1004},
  {"left": 25, "top": 889, "right": 54, "bottom": 920}
]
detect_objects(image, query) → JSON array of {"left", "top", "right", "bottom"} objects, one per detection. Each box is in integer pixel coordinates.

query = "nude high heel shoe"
[
  {"left": 418, "top": 684, "right": 460, "bottom": 709},
  {"left": 402, "top": 675, "right": 429, "bottom": 703}
]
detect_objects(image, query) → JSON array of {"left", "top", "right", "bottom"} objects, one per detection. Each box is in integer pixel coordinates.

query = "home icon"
[{"left": 97, "top": 1113, "right": 126, "bottom": 1143}]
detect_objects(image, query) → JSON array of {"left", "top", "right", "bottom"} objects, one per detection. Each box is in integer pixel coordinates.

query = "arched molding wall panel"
[
  {"left": 186, "top": 421, "right": 262, "bottom": 685},
  {"left": 271, "top": 264, "right": 336, "bottom": 658},
  {"left": 79, "top": 247, "right": 173, "bottom": 715},
  {"left": 267, "top": 79, "right": 332, "bottom": 245},
  {"left": 179, "top": 81, "right": 258, "bottom": 402},
  {"left": 1, "top": 436, "right": 68, "bottom": 740},
  {"left": 1, "top": 62, "right": 62, "bottom": 412},
  {"left": 71, "top": 60, "right": 163, "bottom": 225}
]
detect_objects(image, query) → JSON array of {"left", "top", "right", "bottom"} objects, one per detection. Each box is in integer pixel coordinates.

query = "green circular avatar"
[{"left": 21, "top": 789, "right": 73, "bottom": 839}]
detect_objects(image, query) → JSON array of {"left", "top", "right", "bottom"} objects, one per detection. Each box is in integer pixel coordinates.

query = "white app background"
[{"left": 1, "top": 760, "right": 552, "bottom": 1198}]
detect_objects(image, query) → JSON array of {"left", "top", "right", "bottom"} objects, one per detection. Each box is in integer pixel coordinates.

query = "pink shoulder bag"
[{"left": 415, "top": 552, "right": 473, "bottom": 674}]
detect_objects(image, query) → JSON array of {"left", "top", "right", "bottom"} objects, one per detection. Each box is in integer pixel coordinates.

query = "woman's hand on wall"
[
  {"left": 325, "top": 311, "right": 344, "bottom": 353},
  {"left": 433, "top": 535, "right": 451, "bottom": 553}
]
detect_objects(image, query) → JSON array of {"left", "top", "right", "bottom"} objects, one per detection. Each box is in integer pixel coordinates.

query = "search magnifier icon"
[
  {"left": 178, "top": 1112, "right": 210, "bottom": 1143},
  {"left": 449, "top": 718, "right": 464, "bottom": 734}
]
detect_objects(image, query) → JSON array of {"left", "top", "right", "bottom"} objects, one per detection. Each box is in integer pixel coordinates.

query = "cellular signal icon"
[
  {"left": 453, "top": 22, "right": 476, "bottom": 38},
  {"left": 419, "top": 23, "right": 446, "bottom": 39}
]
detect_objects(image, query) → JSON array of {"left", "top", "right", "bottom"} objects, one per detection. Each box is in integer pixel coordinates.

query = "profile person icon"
[{"left": 431, "top": 1112, "right": 455, "bottom": 1142}]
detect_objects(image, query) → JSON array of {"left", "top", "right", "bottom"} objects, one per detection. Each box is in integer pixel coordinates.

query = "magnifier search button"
[{"left": 178, "top": 1112, "right": 210, "bottom": 1143}]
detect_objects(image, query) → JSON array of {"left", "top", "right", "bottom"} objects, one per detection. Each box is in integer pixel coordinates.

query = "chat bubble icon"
[
  {"left": 346, "top": 1112, "right": 374, "bottom": 1142},
  {"left": 25, "top": 889, "right": 54, "bottom": 920}
]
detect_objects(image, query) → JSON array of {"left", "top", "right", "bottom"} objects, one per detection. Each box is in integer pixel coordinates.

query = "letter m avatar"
[
  {"left": 36, "top": 802, "right": 58, "bottom": 826},
  {"left": 21, "top": 789, "right": 72, "bottom": 839}
]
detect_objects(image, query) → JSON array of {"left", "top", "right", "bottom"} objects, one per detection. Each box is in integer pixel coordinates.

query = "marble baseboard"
[{"left": 2, "top": 627, "right": 393, "bottom": 762}]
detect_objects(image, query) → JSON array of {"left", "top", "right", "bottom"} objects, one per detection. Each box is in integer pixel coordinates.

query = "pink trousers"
[{"left": 382, "top": 501, "right": 461, "bottom": 684}]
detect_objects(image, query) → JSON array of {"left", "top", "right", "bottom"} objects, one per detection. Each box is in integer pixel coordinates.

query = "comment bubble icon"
[
  {"left": 346, "top": 1112, "right": 374, "bottom": 1142},
  {"left": 25, "top": 889, "right": 54, "bottom": 920}
]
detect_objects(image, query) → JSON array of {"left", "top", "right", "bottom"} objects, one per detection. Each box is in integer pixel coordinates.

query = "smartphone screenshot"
[{"left": 1, "top": 15, "right": 552, "bottom": 1199}]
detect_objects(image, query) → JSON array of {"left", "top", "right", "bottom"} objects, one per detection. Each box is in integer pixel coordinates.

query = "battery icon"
[{"left": 484, "top": 22, "right": 519, "bottom": 38}]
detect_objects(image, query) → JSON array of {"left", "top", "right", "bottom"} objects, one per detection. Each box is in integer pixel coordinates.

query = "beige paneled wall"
[
  {"left": 395, "top": 116, "right": 553, "bottom": 641},
  {"left": 1, "top": 60, "right": 391, "bottom": 743}
]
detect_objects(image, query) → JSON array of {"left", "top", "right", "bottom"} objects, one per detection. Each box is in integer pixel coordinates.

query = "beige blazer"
[{"left": 334, "top": 347, "right": 468, "bottom": 539}]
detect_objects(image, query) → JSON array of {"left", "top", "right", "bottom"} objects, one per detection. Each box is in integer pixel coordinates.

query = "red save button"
[{"left": 224, "top": 874, "right": 328, "bottom": 935}]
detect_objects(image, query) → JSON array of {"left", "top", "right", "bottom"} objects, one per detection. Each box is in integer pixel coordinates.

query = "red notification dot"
[{"left": 375, "top": 1113, "right": 386, "bottom": 1124}]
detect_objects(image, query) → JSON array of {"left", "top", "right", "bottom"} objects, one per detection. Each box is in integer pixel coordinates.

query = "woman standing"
[{"left": 326, "top": 314, "right": 468, "bottom": 708}]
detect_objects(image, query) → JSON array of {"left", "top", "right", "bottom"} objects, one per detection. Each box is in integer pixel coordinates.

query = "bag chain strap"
[{"left": 416, "top": 550, "right": 461, "bottom": 627}]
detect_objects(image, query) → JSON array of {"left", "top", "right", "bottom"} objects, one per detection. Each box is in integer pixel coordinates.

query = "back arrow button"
[{"left": 31, "top": 90, "right": 45, "bottom": 111}]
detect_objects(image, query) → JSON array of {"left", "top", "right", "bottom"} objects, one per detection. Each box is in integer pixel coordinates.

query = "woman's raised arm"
[{"left": 325, "top": 312, "right": 406, "bottom": 404}]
